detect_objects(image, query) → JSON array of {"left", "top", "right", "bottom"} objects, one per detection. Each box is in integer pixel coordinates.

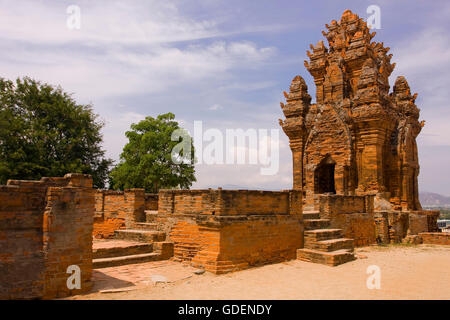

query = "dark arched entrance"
[{"left": 314, "top": 156, "right": 336, "bottom": 194}]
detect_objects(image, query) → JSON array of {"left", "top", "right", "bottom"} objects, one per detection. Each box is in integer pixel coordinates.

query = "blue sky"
[{"left": 0, "top": 0, "right": 449, "bottom": 194}]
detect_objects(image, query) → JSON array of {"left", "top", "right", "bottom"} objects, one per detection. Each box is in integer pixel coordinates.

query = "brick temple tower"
[{"left": 280, "top": 10, "right": 424, "bottom": 212}]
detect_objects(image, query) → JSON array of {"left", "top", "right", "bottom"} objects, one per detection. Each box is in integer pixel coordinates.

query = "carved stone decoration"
[{"left": 279, "top": 10, "right": 423, "bottom": 211}]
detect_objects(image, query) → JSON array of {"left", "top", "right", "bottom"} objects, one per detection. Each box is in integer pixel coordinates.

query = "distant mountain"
[
  {"left": 420, "top": 192, "right": 450, "bottom": 207},
  {"left": 204, "top": 184, "right": 275, "bottom": 191}
]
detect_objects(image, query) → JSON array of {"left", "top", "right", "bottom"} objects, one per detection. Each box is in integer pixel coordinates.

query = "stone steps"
[
  {"left": 134, "top": 222, "right": 158, "bottom": 231},
  {"left": 303, "top": 211, "right": 320, "bottom": 220},
  {"left": 297, "top": 248, "right": 355, "bottom": 266},
  {"left": 145, "top": 210, "right": 158, "bottom": 223},
  {"left": 304, "top": 228, "right": 343, "bottom": 241},
  {"left": 93, "top": 252, "right": 162, "bottom": 268},
  {"left": 93, "top": 243, "right": 153, "bottom": 259},
  {"left": 304, "top": 219, "right": 330, "bottom": 230},
  {"left": 298, "top": 210, "right": 356, "bottom": 266},
  {"left": 115, "top": 229, "right": 166, "bottom": 242},
  {"left": 92, "top": 240, "right": 174, "bottom": 269},
  {"left": 305, "top": 238, "right": 354, "bottom": 252}
]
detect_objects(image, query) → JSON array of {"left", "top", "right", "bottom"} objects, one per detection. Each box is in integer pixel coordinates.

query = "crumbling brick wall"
[
  {"left": 319, "top": 195, "right": 373, "bottom": 219},
  {"left": 145, "top": 193, "right": 158, "bottom": 211},
  {"left": 159, "top": 189, "right": 303, "bottom": 274},
  {"left": 94, "top": 190, "right": 127, "bottom": 238},
  {"left": 0, "top": 174, "right": 94, "bottom": 299},
  {"left": 374, "top": 212, "right": 389, "bottom": 244},
  {"left": 329, "top": 213, "right": 376, "bottom": 246},
  {"left": 419, "top": 232, "right": 450, "bottom": 245},
  {"left": 374, "top": 210, "right": 439, "bottom": 244},
  {"left": 93, "top": 189, "right": 151, "bottom": 238},
  {"left": 42, "top": 183, "right": 94, "bottom": 298},
  {"left": 0, "top": 184, "right": 47, "bottom": 299},
  {"left": 408, "top": 214, "right": 429, "bottom": 235},
  {"left": 319, "top": 194, "right": 376, "bottom": 246}
]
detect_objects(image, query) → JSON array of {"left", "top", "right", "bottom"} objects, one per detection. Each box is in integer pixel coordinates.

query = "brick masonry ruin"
[
  {"left": 0, "top": 174, "right": 93, "bottom": 299},
  {"left": 0, "top": 9, "right": 447, "bottom": 300},
  {"left": 279, "top": 10, "right": 441, "bottom": 264},
  {"left": 156, "top": 189, "right": 303, "bottom": 273}
]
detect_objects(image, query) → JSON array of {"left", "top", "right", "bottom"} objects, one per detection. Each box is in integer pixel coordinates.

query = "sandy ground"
[{"left": 70, "top": 244, "right": 450, "bottom": 300}]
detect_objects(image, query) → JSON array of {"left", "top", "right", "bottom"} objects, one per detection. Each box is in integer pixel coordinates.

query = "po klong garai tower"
[{"left": 280, "top": 9, "right": 424, "bottom": 213}]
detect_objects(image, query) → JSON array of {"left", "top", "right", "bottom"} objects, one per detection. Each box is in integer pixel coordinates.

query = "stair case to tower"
[
  {"left": 92, "top": 213, "right": 173, "bottom": 269},
  {"left": 297, "top": 211, "right": 356, "bottom": 266}
]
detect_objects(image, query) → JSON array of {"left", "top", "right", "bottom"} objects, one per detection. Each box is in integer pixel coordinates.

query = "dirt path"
[{"left": 71, "top": 245, "right": 450, "bottom": 300}]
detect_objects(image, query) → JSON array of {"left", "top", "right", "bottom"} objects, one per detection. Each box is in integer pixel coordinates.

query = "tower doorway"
[{"left": 314, "top": 156, "right": 336, "bottom": 194}]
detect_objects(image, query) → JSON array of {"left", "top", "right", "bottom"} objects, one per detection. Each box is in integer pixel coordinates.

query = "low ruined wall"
[
  {"left": 373, "top": 210, "right": 439, "bottom": 244},
  {"left": 0, "top": 174, "right": 94, "bottom": 299},
  {"left": 94, "top": 190, "right": 127, "bottom": 238},
  {"left": 319, "top": 194, "right": 376, "bottom": 246},
  {"left": 329, "top": 213, "right": 376, "bottom": 246},
  {"left": 0, "top": 184, "right": 47, "bottom": 299},
  {"left": 93, "top": 189, "right": 151, "bottom": 238},
  {"left": 171, "top": 215, "right": 303, "bottom": 274},
  {"left": 419, "top": 232, "right": 450, "bottom": 245},
  {"left": 319, "top": 194, "right": 374, "bottom": 218},
  {"left": 408, "top": 213, "right": 429, "bottom": 235},
  {"left": 158, "top": 189, "right": 303, "bottom": 273},
  {"left": 159, "top": 189, "right": 292, "bottom": 216},
  {"left": 145, "top": 193, "right": 158, "bottom": 211},
  {"left": 42, "top": 184, "right": 94, "bottom": 299}
]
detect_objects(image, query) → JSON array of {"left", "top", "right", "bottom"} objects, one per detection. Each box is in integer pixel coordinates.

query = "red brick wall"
[
  {"left": 0, "top": 185, "right": 47, "bottom": 299},
  {"left": 145, "top": 193, "right": 158, "bottom": 210},
  {"left": 419, "top": 232, "right": 450, "bottom": 245},
  {"left": 93, "top": 189, "right": 148, "bottom": 238},
  {"left": 93, "top": 190, "right": 127, "bottom": 239},
  {"left": 170, "top": 215, "right": 303, "bottom": 274},
  {"left": 329, "top": 213, "right": 377, "bottom": 246},
  {"left": 319, "top": 194, "right": 374, "bottom": 218},
  {"left": 0, "top": 174, "right": 94, "bottom": 299},
  {"left": 159, "top": 189, "right": 293, "bottom": 216},
  {"left": 408, "top": 214, "right": 428, "bottom": 235},
  {"left": 161, "top": 189, "right": 303, "bottom": 273},
  {"left": 42, "top": 184, "right": 94, "bottom": 298},
  {"left": 93, "top": 217, "right": 126, "bottom": 239},
  {"left": 319, "top": 194, "right": 376, "bottom": 246},
  {"left": 374, "top": 212, "right": 389, "bottom": 244}
]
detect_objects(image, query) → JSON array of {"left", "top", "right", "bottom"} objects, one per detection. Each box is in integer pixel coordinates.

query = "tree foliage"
[
  {"left": 0, "top": 77, "right": 111, "bottom": 188},
  {"left": 109, "top": 113, "right": 196, "bottom": 192}
]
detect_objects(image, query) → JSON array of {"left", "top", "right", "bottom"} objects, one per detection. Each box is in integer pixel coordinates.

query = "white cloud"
[
  {"left": 208, "top": 104, "right": 222, "bottom": 111},
  {"left": 392, "top": 27, "right": 450, "bottom": 146},
  {"left": 0, "top": 1, "right": 220, "bottom": 46}
]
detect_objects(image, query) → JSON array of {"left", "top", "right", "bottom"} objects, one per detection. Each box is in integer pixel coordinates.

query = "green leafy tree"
[
  {"left": 109, "top": 113, "right": 196, "bottom": 192},
  {"left": 0, "top": 77, "right": 112, "bottom": 188}
]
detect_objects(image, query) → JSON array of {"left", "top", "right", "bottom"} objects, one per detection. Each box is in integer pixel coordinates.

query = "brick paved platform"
[{"left": 90, "top": 260, "right": 198, "bottom": 293}]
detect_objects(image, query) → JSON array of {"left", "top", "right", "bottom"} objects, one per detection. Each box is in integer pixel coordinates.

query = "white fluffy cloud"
[{"left": 392, "top": 27, "right": 450, "bottom": 146}]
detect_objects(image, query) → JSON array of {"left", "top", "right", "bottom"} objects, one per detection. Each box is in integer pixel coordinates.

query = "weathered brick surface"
[
  {"left": 328, "top": 213, "right": 376, "bottom": 247},
  {"left": 93, "top": 189, "right": 157, "bottom": 238},
  {"left": 0, "top": 174, "right": 94, "bottom": 300},
  {"left": 159, "top": 189, "right": 303, "bottom": 273},
  {"left": 319, "top": 195, "right": 368, "bottom": 218},
  {"left": 93, "top": 217, "right": 126, "bottom": 239},
  {"left": 419, "top": 232, "right": 450, "bottom": 245},
  {"left": 158, "top": 189, "right": 292, "bottom": 216},
  {"left": 318, "top": 194, "right": 376, "bottom": 246},
  {"left": 145, "top": 194, "right": 158, "bottom": 211},
  {"left": 0, "top": 185, "right": 47, "bottom": 299},
  {"left": 42, "top": 185, "right": 94, "bottom": 299},
  {"left": 374, "top": 212, "right": 389, "bottom": 244},
  {"left": 408, "top": 214, "right": 429, "bottom": 235}
]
